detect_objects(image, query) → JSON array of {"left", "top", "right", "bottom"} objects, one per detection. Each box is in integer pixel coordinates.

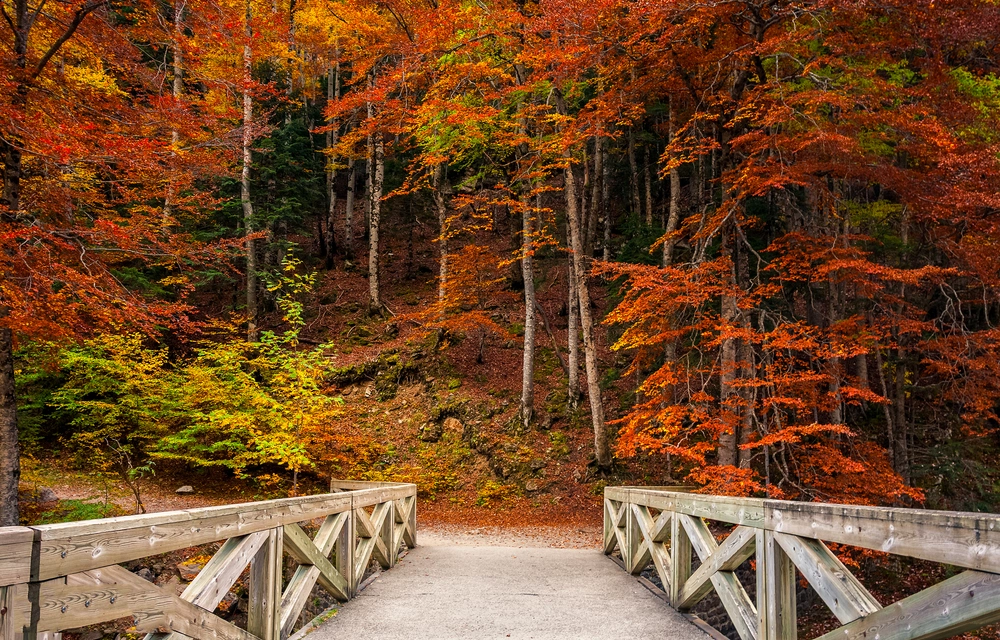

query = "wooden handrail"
[
  {"left": 604, "top": 486, "right": 1000, "bottom": 640},
  {"left": 0, "top": 481, "right": 417, "bottom": 640}
]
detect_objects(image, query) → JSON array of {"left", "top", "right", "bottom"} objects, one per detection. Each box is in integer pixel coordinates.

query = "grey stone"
[
  {"left": 418, "top": 423, "right": 443, "bottom": 443},
  {"left": 36, "top": 487, "right": 57, "bottom": 503},
  {"left": 175, "top": 485, "right": 194, "bottom": 494},
  {"left": 135, "top": 567, "right": 154, "bottom": 581}
]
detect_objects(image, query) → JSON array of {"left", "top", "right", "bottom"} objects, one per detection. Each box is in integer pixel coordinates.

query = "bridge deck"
[{"left": 308, "top": 539, "right": 710, "bottom": 640}]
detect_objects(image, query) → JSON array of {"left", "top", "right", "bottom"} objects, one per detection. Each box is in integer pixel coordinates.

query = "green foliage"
[
  {"left": 24, "top": 257, "right": 341, "bottom": 483},
  {"left": 50, "top": 333, "right": 174, "bottom": 505},
  {"left": 615, "top": 214, "right": 664, "bottom": 265},
  {"left": 34, "top": 499, "right": 124, "bottom": 524}
]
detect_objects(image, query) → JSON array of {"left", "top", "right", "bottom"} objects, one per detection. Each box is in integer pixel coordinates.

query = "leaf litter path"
[{"left": 309, "top": 529, "right": 711, "bottom": 640}]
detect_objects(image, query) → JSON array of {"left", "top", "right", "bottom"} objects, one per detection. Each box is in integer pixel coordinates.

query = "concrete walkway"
[{"left": 308, "top": 541, "right": 710, "bottom": 640}]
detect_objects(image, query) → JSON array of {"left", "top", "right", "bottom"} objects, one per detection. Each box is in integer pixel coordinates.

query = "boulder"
[
  {"left": 175, "top": 485, "right": 194, "bottom": 494},
  {"left": 36, "top": 487, "right": 58, "bottom": 503},
  {"left": 177, "top": 559, "right": 205, "bottom": 581},
  {"left": 216, "top": 591, "right": 239, "bottom": 614},
  {"left": 443, "top": 417, "right": 463, "bottom": 433},
  {"left": 418, "top": 423, "right": 443, "bottom": 443}
]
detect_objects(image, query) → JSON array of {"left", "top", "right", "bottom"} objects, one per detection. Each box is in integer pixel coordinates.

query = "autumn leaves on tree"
[{"left": 3, "top": 0, "right": 1000, "bottom": 525}]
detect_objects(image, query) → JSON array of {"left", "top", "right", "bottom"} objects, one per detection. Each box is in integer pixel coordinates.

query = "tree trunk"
[
  {"left": 567, "top": 225, "right": 580, "bottom": 410},
  {"left": 344, "top": 156, "right": 356, "bottom": 251},
  {"left": 602, "top": 138, "right": 612, "bottom": 261},
  {"left": 558, "top": 96, "right": 610, "bottom": 468},
  {"left": 242, "top": 0, "right": 258, "bottom": 341},
  {"left": 663, "top": 102, "right": 682, "bottom": 266},
  {"left": 587, "top": 136, "right": 602, "bottom": 259},
  {"left": 433, "top": 163, "right": 450, "bottom": 305},
  {"left": 366, "top": 87, "right": 384, "bottom": 311},
  {"left": 895, "top": 355, "right": 910, "bottom": 483},
  {"left": 644, "top": 145, "right": 654, "bottom": 226},
  {"left": 164, "top": 0, "right": 184, "bottom": 218},
  {"left": 520, "top": 196, "right": 537, "bottom": 429},
  {"left": 324, "top": 57, "right": 340, "bottom": 269},
  {"left": 0, "top": 328, "right": 19, "bottom": 526},
  {"left": 628, "top": 127, "right": 641, "bottom": 219}
]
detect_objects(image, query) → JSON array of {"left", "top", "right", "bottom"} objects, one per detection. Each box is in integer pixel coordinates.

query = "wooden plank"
[
  {"left": 279, "top": 565, "right": 321, "bottom": 637},
  {"left": 603, "top": 499, "right": 617, "bottom": 554},
  {"left": 0, "top": 528, "right": 34, "bottom": 588},
  {"left": 765, "top": 500, "right": 1000, "bottom": 574},
  {"left": 670, "top": 510, "right": 692, "bottom": 608},
  {"left": 1, "top": 584, "right": 14, "bottom": 640},
  {"left": 248, "top": 528, "right": 282, "bottom": 640},
  {"left": 31, "top": 493, "right": 353, "bottom": 581},
  {"left": 631, "top": 505, "right": 671, "bottom": 587},
  {"left": 674, "top": 495, "right": 767, "bottom": 528},
  {"left": 627, "top": 504, "right": 650, "bottom": 574},
  {"left": 679, "top": 514, "right": 757, "bottom": 640},
  {"left": 814, "top": 570, "right": 1000, "bottom": 640},
  {"left": 336, "top": 509, "right": 354, "bottom": 597},
  {"left": 275, "top": 509, "right": 352, "bottom": 637},
  {"left": 758, "top": 530, "right": 796, "bottom": 640},
  {"left": 13, "top": 566, "right": 259, "bottom": 640},
  {"left": 282, "top": 524, "right": 349, "bottom": 601},
  {"left": 406, "top": 495, "right": 417, "bottom": 548},
  {"left": 773, "top": 532, "right": 880, "bottom": 625},
  {"left": 186, "top": 530, "right": 268, "bottom": 611},
  {"left": 677, "top": 526, "right": 756, "bottom": 609},
  {"left": 354, "top": 505, "right": 391, "bottom": 570}
]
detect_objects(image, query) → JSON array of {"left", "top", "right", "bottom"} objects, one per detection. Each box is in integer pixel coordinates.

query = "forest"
[{"left": 2, "top": 0, "right": 1000, "bottom": 536}]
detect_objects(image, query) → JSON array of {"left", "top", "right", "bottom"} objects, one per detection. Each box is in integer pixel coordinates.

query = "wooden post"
[
  {"left": 626, "top": 502, "right": 644, "bottom": 574},
  {"left": 408, "top": 496, "right": 417, "bottom": 548},
  {"left": 248, "top": 527, "right": 283, "bottom": 640},
  {"left": 758, "top": 530, "right": 796, "bottom": 640},
  {"left": 670, "top": 511, "right": 692, "bottom": 608},
  {"left": 383, "top": 500, "right": 396, "bottom": 568},
  {"left": 1, "top": 585, "right": 13, "bottom": 640},
  {"left": 336, "top": 507, "right": 355, "bottom": 599}
]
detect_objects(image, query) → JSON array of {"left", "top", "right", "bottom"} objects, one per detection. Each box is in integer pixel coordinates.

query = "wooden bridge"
[{"left": 0, "top": 482, "right": 998, "bottom": 639}]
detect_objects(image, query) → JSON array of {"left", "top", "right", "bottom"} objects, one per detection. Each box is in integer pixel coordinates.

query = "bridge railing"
[
  {"left": 604, "top": 485, "right": 1000, "bottom": 640},
  {"left": 0, "top": 480, "right": 417, "bottom": 640}
]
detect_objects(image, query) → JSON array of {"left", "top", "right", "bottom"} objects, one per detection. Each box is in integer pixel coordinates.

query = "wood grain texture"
[
  {"left": 0, "top": 528, "right": 34, "bottom": 588},
  {"left": 773, "top": 532, "right": 880, "bottom": 625},
  {"left": 677, "top": 526, "right": 756, "bottom": 610},
  {"left": 813, "top": 570, "right": 1000, "bottom": 640},
  {"left": 758, "top": 530, "right": 796, "bottom": 640}
]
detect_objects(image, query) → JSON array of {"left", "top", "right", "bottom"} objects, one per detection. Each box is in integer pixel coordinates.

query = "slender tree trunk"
[
  {"left": 242, "top": 0, "right": 258, "bottom": 341},
  {"left": 644, "top": 146, "right": 654, "bottom": 226},
  {"left": 164, "top": 0, "right": 184, "bottom": 218},
  {"left": 0, "top": 328, "right": 19, "bottom": 526},
  {"left": 567, "top": 225, "right": 580, "bottom": 410},
  {"left": 663, "top": 102, "right": 682, "bottom": 266},
  {"left": 588, "top": 135, "right": 602, "bottom": 259},
  {"left": 344, "top": 156, "right": 356, "bottom": 251},
  {"left": 366, "top": 85, "right": 384, "bottom": 311},
  {"left": 628, "top": 127, "right": 641, "bottom": 219},
  {"left": 558, "top": 97, "right": 610, "bottom": 468},
  {"left": 602, "top": 139, "right": 612, "bottom": 261},
  {"left": 520, "top": 196, "right": 537, "bottom": 429},
  {"left": 433, "top": 163, "right": 450, "bottom": 305},
  {"left": 718, "top": 222, "right": 739, "bottom": 466},
  {"left": 324, "top": 56, "right": 340, "bottom": 268},
  {"left": 895, "top": 355, "right": 910, "bottom": 483}
]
